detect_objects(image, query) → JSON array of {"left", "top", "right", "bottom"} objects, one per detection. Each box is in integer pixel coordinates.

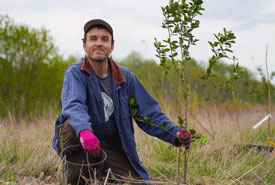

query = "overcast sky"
[{"left": 1, "top": 0, "right": 275, "bottom": 79}]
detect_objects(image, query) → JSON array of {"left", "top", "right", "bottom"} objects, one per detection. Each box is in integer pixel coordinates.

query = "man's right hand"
[
  {"left": 176, "top": 129, "right": 192, "bottom": 149},
  {"left": 79, "top": 129, "right": 100, "bottom": 156}
]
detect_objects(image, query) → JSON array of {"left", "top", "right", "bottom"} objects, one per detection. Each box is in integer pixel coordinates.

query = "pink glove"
[
  {"left": 79, "top": 129, "right": 100, "bottom": 156},
  {"left": 176, "top": 129, "right": 192, "bottom": 149}
]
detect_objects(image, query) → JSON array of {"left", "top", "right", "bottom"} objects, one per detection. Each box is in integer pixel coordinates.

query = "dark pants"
[{"left": 57, "top": 121, "right": 142, "bottom": 184}]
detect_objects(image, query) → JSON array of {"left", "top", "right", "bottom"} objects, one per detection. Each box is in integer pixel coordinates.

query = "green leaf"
[
  {"left": 225, "top": 48, "right": 233, "bottom": 53},
  {"left": 207, "top": 68, "right": 211, "bottom": 76},
  {"left": 173, "top": 24, "right": 179, "bottom": 33},
  {"left": 191, "top": 20, "right": 200, "bottom": 29},
  {"left": 178, "top": 116, "right": 184, "bottom": 125},
  {"left": 129, "top": 97, "right": 135, "bottom": 105},
  {"left": 150, "top": 120, "right": 156, "bottom": 126},
  {"left": 170, "top": 53, "right": 178, "bottom": 57},
  {"left": 239, "top": 68, "right": 246, "bottom": 73},
  {"left": 131, "top": 108, "right": 137, "bottom": 116},
  {"left": 160, "top": 122, "right": 167, "bottom": 130},
  {"left": 195, "top": 0, "right": 203, "bottom": 5},
  {"left": 218, "top": 53, "right": 224, "bottom": 58},
  {"left": 163, "top": 48, "right": 170, "bottom": 53},
  {"left": 189, "top": 129, "right": 196, "bottom": 135},
  {"left": 192, "top": 133, "right": 201, "bottom": 139},
  {"left": 143, "top": 116, "right": 149, "bottom": 121}
]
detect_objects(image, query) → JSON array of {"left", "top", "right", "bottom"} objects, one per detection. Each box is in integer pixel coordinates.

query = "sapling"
[
  {"left": 154, "top": 0, "right": 204, "bottom": 184},
  {"left": 154, "top": 0, "right": 242, "bottom": 184},
  {"left": 265, "top": 44, "right": 271, "bottom": 140},
  {"left": 204, "top": 28, "right": 247, "bottom": 144},
  {"left": 257, "top": 44, "right": 274, "bottom": 143},
  {"left": 128, "top": 96, "right": 200, "bottom": 184}
]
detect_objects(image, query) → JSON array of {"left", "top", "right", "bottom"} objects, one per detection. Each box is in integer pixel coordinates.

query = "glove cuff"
[{"left": 80, "top": 129, "right": 93, "bottom": 138}]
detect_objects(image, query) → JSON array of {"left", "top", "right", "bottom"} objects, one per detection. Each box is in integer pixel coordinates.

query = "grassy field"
[{"left": 0, "top": 105, "right": 274, "bottom": 184}]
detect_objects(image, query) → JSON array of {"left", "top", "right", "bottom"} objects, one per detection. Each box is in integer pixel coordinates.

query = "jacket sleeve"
[
  {"left": 126, "top": 71, "right": 180, "bottom": 146},
  {"left": 60, "top": 66, "right": 92, "bottom": 135}
]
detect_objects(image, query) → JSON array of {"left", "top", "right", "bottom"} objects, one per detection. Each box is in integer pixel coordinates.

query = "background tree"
[{"left": 0, "top": 14, "right": 71, "bottom": 119}]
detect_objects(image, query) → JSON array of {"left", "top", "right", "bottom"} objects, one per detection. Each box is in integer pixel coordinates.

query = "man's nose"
[{"left": 95, "top": 39, "right": 103, "bottom": 46}]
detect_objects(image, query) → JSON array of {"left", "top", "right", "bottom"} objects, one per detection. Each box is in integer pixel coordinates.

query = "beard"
[
  {"left": 86, "top": 47, "right": 110, "bottom": 63},
  {"left": 87, "top": 54, "right": 108, "bottom": 63}
]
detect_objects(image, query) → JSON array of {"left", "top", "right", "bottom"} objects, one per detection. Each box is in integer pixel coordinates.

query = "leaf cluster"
[
  {"left": 201, "top": 28, "right": 237, "bottom": 81},
  {"left": 129, "top": 96, "right": 201, "bottom": 141},
  {"left": 129, "top": 97, "right": 163, "bottom": 129},
  {"left": 154, "top": 0, "right": 204, "bottom": 78}
]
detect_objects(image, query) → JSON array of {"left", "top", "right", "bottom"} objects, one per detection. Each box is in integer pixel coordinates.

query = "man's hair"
[{"left": 82, "top": 25, "right": 114, "bottom": 44}]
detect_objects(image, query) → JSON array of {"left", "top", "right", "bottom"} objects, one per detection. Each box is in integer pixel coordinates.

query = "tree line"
[{"left": 0, "top": 14, "right": 274, "bottom": 119}]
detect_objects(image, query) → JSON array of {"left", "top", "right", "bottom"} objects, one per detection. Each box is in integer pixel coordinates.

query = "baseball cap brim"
[{"left": 84, "top": 19, "right": 113, "bottom": 36}]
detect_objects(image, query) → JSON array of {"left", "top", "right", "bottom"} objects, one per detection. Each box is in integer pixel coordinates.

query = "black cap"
[{"left": 84, "top": 19, "right": 113, "bottom": 38}]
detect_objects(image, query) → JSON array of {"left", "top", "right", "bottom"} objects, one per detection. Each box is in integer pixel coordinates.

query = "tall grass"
[
  {"left": 136, "top": 104, "right": 275, "bottom": 184},
  {"left": 0, "top": 115, "right": 62, "bottom": 184},
  {"left": 0, "top": 105, "right": 274, "bottom": 184}
]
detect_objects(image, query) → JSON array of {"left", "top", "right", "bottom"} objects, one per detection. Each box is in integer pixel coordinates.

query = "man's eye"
[
  {"left": 90, "top": 37, "right": 97, "bottom": 41},
  {"left": 102, "top": 37, "right": 109, "bottom": 41}
]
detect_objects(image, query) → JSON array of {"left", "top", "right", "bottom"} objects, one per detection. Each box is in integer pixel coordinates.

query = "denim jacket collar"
[{"left": 80, "top": 56, "right": 126, "bottom": 84}]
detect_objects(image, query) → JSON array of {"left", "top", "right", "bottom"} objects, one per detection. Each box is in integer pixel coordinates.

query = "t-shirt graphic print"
[{"left": 101, "top": 91, "right": 114, "bottom": 122}]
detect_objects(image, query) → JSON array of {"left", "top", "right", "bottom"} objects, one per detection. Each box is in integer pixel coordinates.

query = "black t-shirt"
[{"left": 92, "top": 69, "right": 122, "bottom": 148}]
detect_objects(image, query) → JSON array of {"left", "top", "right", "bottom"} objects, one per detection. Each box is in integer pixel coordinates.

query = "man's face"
[{"left": 83, "top": 27, "right": 114, "bottom": 63}]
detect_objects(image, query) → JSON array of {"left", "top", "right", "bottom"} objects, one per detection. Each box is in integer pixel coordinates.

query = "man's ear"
[
  {"left": 110, "top": 43, "right": 114, "bottom": 53},
  {"left": 83, "top": 42, "right": 86, "bottom": 52}
]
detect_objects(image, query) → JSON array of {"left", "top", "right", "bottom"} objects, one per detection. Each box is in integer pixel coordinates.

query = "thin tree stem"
[
  {"left": 232, "top": 90, "right": 243, "bottom": 144},
  {"left": 183, "top": 78, "right": 188, "bottom": 184},
  {"left": 265, "top": 44, "right": 271, "bottom": 139},
  {"left": 177, "top": 146, "right": 182, "bottom": 184}
]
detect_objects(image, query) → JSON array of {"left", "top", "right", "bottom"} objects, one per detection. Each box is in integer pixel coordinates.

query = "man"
[{"left": 52, "top": 19, "right": 192, "bottom": 183}]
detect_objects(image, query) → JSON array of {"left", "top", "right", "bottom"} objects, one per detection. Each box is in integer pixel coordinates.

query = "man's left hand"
[{"left": 176, "top": 129, "right": 192, "bottom": 149}]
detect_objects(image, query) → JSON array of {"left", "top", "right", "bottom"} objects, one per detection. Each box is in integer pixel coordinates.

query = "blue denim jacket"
[{"left": 52, "top": 58, "right": 180, "bottom": 180}]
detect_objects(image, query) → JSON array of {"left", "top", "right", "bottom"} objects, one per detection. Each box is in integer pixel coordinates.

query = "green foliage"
[
  {"left": 118, "top": 51, "right": 143, "bottom": 70},
  {"left": 256, "top": 67, "right": 275, "bottom": 103},
  {"left": 0, "top": 14, "right": 73, "bottom": 119},
  {"left": 190, "top": 134, "right": 210, "bottom": 149},
  {"left": 198, "top": 27, "right": 243, "bottom": 104},
  {"left": 128, "top": 96, "right": 173, "bottom": 135},
  {"left": 154, "top": 0, "right": 204, "bottom": 78},
  {"left": 120, "top": 51, "right": 275, "bottom": 107}
]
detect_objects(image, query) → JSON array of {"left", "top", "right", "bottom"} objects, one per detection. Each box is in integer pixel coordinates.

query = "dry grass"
[
  {"left": 0, "top": 105, "right": 274, "bottom": 184},
  {"left": 136, "top": 103, "right": 275, "bottom": 184},
  {"left": 0, "top": 114, "right": 62, "bottom": 184}
]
